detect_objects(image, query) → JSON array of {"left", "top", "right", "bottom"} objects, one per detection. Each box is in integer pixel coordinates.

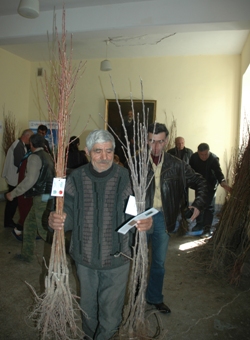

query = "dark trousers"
[
  {"left": 4, "top": 184, "right": 18, "bottom": 227},
  {"left": 76, "top": 262, "right": 130, "bottom": 339},
  {"left": 195, "top": 189, "right": 216, "bottom": 229}
]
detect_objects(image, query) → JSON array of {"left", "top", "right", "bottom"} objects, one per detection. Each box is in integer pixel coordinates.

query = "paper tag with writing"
[
  {"left": 51, "top": 178, "right": 66, "bottom": 197},
  {"left": 118, "top": 207, "right": 159, "bottom": 235}
]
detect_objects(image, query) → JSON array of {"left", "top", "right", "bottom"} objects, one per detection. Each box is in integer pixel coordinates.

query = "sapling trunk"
[{"left": 27, "top": 8, "right": 85, "bottom": 340}]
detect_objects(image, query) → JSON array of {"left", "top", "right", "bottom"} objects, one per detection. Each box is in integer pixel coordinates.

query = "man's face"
[
  {"left": 198, "top": 149, "right": 210, "bottom": 161},
  {"left": 176, "top": 138, "right": 185, "bottom": 150},
  {"left": 127, "top": 111, "right": 133, "bottom": 122},
  {"left": 23, "top": 132, "right": 33, "bottom": 145},
  {"left": 86, "top": 141, "right": 114, "bottom": 173},
  {"left": 148, "top": 132, "right": 168, "bottom": 157},
  {"left": 29, "top": 141, "right": 35, "bottom": 152},
  {"left": 38, "top": 129, "right": 46, "bottom": 137}
]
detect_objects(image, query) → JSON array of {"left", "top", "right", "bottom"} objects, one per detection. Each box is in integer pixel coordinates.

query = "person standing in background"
[
  {"left": 6, "top": 133, "right": 55, "bottom": 262},
  {"left": 168, "top": 136, "right": 193, "bottom": 164},
  {"left": 189, "top": 143, "right": 231, "bottom": 236},
  {"left": 37, "top": 124, "right": 52, "bottom": 155},
  {"left": 168, "top": 136, "right": 194, "bottom": 217},
  {"left": 12, "top": 149, "right": 33, "bottom": 241},
  {"left": 66, "top": 136, "right": 89, "bottom": 176},
  {"left": 2, "top": 129, "right": 33, "bottom": 228}
]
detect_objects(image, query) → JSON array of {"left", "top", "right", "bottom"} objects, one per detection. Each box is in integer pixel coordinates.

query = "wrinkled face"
[
  {"left": 176, "top": 137, "right": 185, "bottom": 150},
  {"left": 198, "top": 149, "right": 210, "bottom": 161},
  {"left": 38, "top": 129, "right": 46, "bottom": 137},
  {"left": 148, "top": 132, "right": 168, "bottom": 157},
  {"left": 86, "top": 141, "right": 114, "bottom": 172}
]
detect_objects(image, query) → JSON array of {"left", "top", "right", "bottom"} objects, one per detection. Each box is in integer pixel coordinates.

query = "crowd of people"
[{"left": 1, "top": 121, "right": 231, "bottom": 339}]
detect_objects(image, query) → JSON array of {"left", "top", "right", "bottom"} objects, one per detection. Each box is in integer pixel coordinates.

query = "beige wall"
[
  {"left": 241, "top": 33, "right": 250, "bottom": 76},
  {"left": 29, "top": 55, "right": 240, "bottom": 203},
  {"left": 0, "top": 49, "right": 30, "bottom": 191},
  {"left": 1, "top": 47, "right": 246, "bottom": 204}
]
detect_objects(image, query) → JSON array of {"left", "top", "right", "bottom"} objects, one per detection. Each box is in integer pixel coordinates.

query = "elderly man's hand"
[
  {"left": 135, "top": 216, "right": 153, "bottom": 231},
  {"left": 6, "top": 192, "right": 13, "bottom": 201},
  {"left": 48, "top": 211, "right": 66, "bottom": 230}
]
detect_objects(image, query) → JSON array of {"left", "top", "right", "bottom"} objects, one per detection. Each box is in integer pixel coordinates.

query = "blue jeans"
[{"left": 146, "top": 211, "right": 170, "bottom": 304}]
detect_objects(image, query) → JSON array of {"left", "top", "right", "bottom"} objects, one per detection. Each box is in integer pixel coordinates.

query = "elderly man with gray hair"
[
  {"left": 49, "top": 129, "right": 152, "bottom": 340},
  {"left": 2, "top": 128, "right": 34, "bottom": 228}
]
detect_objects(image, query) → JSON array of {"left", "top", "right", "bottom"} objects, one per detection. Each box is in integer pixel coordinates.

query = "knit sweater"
[{"left": 64, "top": 163, "right": 133, "bottom": 269}]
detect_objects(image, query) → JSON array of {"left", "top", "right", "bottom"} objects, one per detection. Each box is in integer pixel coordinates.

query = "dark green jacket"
[{"left": 64, "top": 163, "right": 133, "bottom": 269}]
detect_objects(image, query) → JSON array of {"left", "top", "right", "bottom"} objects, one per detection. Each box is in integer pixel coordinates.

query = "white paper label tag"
[
  {"left": 51, "top": 178, "right": 66, "bottom": 197},
  {"left": 125, "top": 195, "right": 138, "bottom": 216},
  {"left": 118, "top": 207, "right": 159, "bottom": 235}
]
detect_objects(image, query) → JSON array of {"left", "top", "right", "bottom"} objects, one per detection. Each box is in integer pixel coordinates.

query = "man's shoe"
[
  {"left": 148, "top": 302, "right": 171, "bottom": 314},
  {"left": 12, "top": 230, "right": 23, "bottom": 242},
  {"left": 201, "top": 226, "right": 212, "bottom": 237}
]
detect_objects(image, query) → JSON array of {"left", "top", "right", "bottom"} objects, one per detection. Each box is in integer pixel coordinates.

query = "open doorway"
[{"left": 240, "top": 64, "right": 250, "bottom": 144}]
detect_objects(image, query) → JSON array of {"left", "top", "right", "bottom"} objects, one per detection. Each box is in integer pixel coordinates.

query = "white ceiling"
[{"left": 0, "top": 0, "right": 250, "bottom": 62}]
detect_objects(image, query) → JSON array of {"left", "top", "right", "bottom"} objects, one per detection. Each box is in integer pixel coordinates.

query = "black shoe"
[
  {"left": 201, "top": 226, "right": 212, "bottom": 237},
  {"left": 15, "top": 223, "right": 23, "bottom": 232},
  {"left": 12, "top": 230, "right": 23, "bottom": 242},
  {"left": 148, "top": 302, "right": 171, "bottom": 314}
]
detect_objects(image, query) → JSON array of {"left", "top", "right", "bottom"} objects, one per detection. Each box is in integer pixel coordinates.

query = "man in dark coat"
[
  {"left": 189, "top": 143, "right": 231, "bottom": 235},
  {"left": 168, "top": 136, "right": 193, "bottom": 207},
  {"left": 168, "top": 136, "right": 193, "bottom": 164},
  {"left": 145, "top": 123, "right": 207, "bottom": 314}
]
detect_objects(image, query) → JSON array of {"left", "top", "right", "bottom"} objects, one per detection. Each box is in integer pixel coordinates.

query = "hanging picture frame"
[{"left": 105, "top": 99, "right": 156, "bottom": 164}]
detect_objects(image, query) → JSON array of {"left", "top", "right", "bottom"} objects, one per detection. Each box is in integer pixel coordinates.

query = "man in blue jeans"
[{"left": 145, "top": 123, "right": 207, "bottom": 313}]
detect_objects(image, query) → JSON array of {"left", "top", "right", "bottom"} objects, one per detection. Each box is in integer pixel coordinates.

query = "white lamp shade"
[
  {"left": 18, "top": 0, "right": 39, "bottom": 19},
  {"left": 100, "top": 59, "right": 112, "bottom": 71}
]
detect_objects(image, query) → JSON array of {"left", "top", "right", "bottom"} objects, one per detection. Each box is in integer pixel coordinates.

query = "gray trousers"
[
  {"left": 76, "top": 262, "right": 130, "bottom": 340},
  {"left": 22, "top": 196, "right": 53, "bottom": 261}
]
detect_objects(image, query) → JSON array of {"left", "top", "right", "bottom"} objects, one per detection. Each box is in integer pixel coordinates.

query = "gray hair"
[
  {"left": 21, "top": 129, "right": 33, "bottom": 137},
  {"left": 86, "top": 130, "right": 115, "bottom": 152}
]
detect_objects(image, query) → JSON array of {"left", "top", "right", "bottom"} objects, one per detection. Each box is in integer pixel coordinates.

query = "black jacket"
[
  {"left": 167, "top": 147, "right": 193, "bottom": 164},
  {"left": 25, "top": 150, "right": 55, "bottom": 197},
  {"left": 189, "top": 152, "right": 225, "bottom": 191},
  {"left": 146, "top": 153, "right": 207, "bottom": 232}
]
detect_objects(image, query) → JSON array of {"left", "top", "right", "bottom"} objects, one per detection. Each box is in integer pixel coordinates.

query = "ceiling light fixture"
[
  {"left": 18, "top": 0, "right": 39, "bottom": 19},
  {"left": 100, "top": 40, "right": 112, "bottom": 71}
]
